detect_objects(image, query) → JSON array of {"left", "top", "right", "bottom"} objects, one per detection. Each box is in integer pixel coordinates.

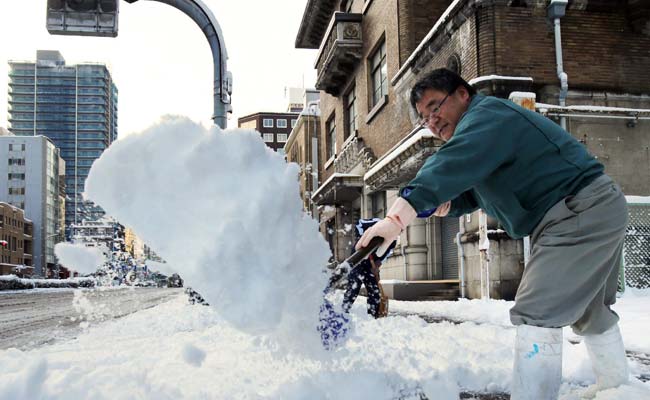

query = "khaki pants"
[{"left": 510, "top": 174, "right": 628, "bottom": 336}]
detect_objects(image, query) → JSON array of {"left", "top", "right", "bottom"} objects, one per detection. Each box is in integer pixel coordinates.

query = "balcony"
[{"left": 314, "top": 13, "right": 363, "bottom": 97}]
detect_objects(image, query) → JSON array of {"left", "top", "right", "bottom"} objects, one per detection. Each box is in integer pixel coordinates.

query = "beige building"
[
  {"left": 124, "top": 227, "right": 145, "bottom": 261},
  {"left": 284, "top": 101, "right": 322, "bottom": 216}
]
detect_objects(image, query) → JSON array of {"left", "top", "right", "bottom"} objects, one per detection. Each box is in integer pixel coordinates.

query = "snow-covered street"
[
  {"left": 0, "top": 287, "right": 182, "bottom": 350},
  {"left": 1, "top": 289, "right": 649, "bottom": 400}
]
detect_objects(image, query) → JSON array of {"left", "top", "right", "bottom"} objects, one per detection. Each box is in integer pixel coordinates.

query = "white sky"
[{"left": 0, "top": 0, "right": 318, "bottom": 136}]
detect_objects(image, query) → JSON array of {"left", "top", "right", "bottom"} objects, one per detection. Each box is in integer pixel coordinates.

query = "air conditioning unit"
[{"left": 46, "top": 0, "right": 119, "bottom": 37}]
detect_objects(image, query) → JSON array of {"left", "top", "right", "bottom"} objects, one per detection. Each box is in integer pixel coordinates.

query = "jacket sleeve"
[
  {"left": 448, "top": 190, "right": 479, "bottom": 217},
  {"left": 399, "top": 101, "right": 517, "bottom": 213}
]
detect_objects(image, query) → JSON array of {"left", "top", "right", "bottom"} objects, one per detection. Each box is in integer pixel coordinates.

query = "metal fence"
[{"left": 621, "top": 202, "right": 650, "bottom": 290}]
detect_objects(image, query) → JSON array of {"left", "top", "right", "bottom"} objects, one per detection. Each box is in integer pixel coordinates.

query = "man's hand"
[
  {"left": 355, "top": 197, "right": 417, "bottom": 257},
  {"left": 356, "top": 217, "right": 402, "bottom": 257}
]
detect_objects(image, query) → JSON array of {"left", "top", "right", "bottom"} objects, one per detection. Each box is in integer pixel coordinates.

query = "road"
[{"left": 0, "top": 287, "right": 183, "bottom": 350}]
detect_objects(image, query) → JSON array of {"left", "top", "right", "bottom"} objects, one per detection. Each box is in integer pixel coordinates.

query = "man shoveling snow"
[{"left": 358, "top": 68, "right": 630, "bottom": 399}]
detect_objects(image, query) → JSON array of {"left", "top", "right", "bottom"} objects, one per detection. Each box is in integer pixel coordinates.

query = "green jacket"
[{"left": 400, "top": 94, "right": 603, "bottom": 238}]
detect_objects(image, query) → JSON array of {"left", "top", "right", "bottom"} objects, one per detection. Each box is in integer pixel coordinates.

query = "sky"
[{"left": 0, "top": 0, "right": 318, "bottom": 136}]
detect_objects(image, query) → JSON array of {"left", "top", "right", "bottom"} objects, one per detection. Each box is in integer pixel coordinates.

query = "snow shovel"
[{"left": 318, "top": 236, "right": 384, "bottom": 350}]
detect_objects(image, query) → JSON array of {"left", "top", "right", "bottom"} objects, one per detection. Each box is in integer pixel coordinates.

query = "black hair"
[{"left": 409, "top": 68, "right": 476, "bottom": 112}]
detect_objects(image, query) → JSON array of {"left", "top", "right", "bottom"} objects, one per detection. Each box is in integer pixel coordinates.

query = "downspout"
[
  {"left": 456, "top": 230, "right": 466, "bottom": 298},
  {"left": 548, "top": 0, "right": 569, "bottom": 130}
]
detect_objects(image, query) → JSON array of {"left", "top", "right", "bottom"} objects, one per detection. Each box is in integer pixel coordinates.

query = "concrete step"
[{"left": 381, "top": 280, "right": 461, "bottom": 301}]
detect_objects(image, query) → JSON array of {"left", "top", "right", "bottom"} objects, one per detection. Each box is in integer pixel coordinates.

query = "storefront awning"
[
  {"left": 311, "top": 173, "right": 363, "bottom": 206},
  {"left": 364, "top": 130, "right": 440, "bottom": 192}
]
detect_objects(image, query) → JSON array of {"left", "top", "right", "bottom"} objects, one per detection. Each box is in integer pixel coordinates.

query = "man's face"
[{"left": 415, "top": 87, "right": 471, "bottom": 142}]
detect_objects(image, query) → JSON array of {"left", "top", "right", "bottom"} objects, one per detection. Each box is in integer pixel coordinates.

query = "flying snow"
[
  {"left": 84, "top": 116, "right": 331, "bottom": 350},
  {"left": 54, "top": 243, "right": 107, "bottom": 275}
]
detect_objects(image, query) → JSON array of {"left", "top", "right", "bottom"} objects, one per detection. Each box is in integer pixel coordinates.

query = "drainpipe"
[
  {"left": 478, "top": 210, "right": 490, "bottom": 300},
  {"left": 456, "top": 231, "right": 466, "bottom": 298},
  {"left": 548, "top": 0, "right": 569, "bottom": 130}
]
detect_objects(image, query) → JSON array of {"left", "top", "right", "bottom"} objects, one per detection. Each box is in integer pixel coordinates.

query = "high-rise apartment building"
[
  {"left": 7, "top": 50, "right": 118, "bottom": 238},
  {"left": 0, "top": 136, "right": 64, "bottom": 277}
]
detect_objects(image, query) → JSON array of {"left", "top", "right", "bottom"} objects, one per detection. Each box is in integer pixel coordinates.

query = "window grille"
[{"left": 620, "top": 199, "right": 650, "bottom": 291}]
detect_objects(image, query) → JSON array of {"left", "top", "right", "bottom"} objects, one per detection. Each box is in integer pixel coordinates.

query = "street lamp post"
[{"left": 46, "top": 0, "right": 232, "bottom": 128}]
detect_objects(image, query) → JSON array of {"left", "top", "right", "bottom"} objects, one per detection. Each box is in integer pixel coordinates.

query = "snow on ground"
[
  {"left": 84, "top": 116, "right": 331, "bottom": 351},
  {"left": 1, "top": 291, "right": 649, "bottom": 399}
]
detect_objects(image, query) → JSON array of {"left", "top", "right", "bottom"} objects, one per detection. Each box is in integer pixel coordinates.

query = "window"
[
  {"left": 291, "top": 119, "right": 297, "bottom": 128},
  {"left": 263, "top": 118, "right": 273, "bottom": 128},
  {"left": 277, "top": 119, "right": 287, "bottom": 128},
  {"left": 263, "top": 133, "right": 274, "bottom": 143},
  {"left": 8, "top": 173, "right": 25, "bottom": 180},
  {"left": 8, "top": 188, "right": 25, "bottom": 195},
  {"left": 8, "top": 158, "right": 25, "bottom": 166},
  {"left": 277, "top": 134, "right": 288, "bottom": 143},
  {"left": 326, "top": 116, "right": 336, "bottom": 160},
  {"left": 345, "top": 88, "right": 357, "bottom": 139},
  {"left": 370, "top": 40, "right": 388, "bottom": 107}
]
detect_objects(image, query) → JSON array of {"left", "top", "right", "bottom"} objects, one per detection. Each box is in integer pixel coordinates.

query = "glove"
[{"left": 356, "top": 197, "right": 417, "bottom": 257}]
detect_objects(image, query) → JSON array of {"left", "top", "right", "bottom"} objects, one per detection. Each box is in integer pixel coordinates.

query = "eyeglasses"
[{"left": 415, "top": 91, "right": 453, "bottom": 128}]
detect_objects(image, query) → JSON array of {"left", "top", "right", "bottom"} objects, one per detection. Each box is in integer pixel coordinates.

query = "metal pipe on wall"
[
  {"left": 548, "top": 0, "right": 569, "bottom": 130},
  {"left": 456, "top": 231, "right": 466, "bottom": 298}
]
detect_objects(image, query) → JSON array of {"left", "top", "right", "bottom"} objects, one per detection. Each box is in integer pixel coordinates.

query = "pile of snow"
[
  {"left": 84, "top": 116, "right": 330, "bottom": 350},
  {"left": 54, "top": 243, "right": 106, "bottom": 275}
]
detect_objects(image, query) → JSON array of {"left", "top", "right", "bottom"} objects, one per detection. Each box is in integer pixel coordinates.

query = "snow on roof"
[
  {"left": 626, "top": 196, "right": 650, "bottom": 204},
  {"left": 364, "top": 129, "right": 435, "bottom": 181},
  {"left": 509, "top": 91, "right": 537, "bottom": 99},
  {"left": 391, "top": 0, "right": 465, "bottom": 85},
  {"left": 536, "top": 103, "right": 650, "bottom": 114},
  {"left": 468, "top": 75, "right": 534, "bottom": 86},
  {"left": 311, "top": 172, "right": 362, "bottom": 199}
]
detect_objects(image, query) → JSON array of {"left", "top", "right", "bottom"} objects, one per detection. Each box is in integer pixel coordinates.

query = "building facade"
[
  {"left": 296, "top": 0, "right": 650, "bottom": 300},
  {"left": 71, "top": 218, "right": 124, "bottom": 256},
  {"left": 0, "top": 136, "right": 65, "bottom": 277},
  {"left": 124, "top": 227, "right": 145, "bottom": 262},
  {"left": 284, "top": 98, "right": 322, "bottom": 216},
  {"left": 7, "top": 50, "right": 118, "bottom": 239},
  {"left": 0, "top": 203, "right": 33, "bottom": 277},
  {"left": 237, "top": 112, "right": 299, "bottom": 154}
]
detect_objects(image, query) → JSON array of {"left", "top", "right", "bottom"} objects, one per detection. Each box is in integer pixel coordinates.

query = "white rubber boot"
[
  {"left": 511, "top": 325, "right": 563, "bottom": 400},
  {"left": 582, "top": 324, "right": 629, "bottom": 399}
]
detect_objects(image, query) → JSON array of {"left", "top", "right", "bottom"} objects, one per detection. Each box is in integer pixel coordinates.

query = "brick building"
[
  {"left": 0, "top": 203, "right": 33, "bottom": 277},
  {"left": 237, "top": 112, "right": 300, "bottom": 154},
  {"left": 296, "top": 0, "right": 650, "bottom": 300}
]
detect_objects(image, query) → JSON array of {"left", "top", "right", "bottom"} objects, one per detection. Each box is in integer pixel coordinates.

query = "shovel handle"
[{"left": 346, "top": 236, "right": 384, "bottom": 267}]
